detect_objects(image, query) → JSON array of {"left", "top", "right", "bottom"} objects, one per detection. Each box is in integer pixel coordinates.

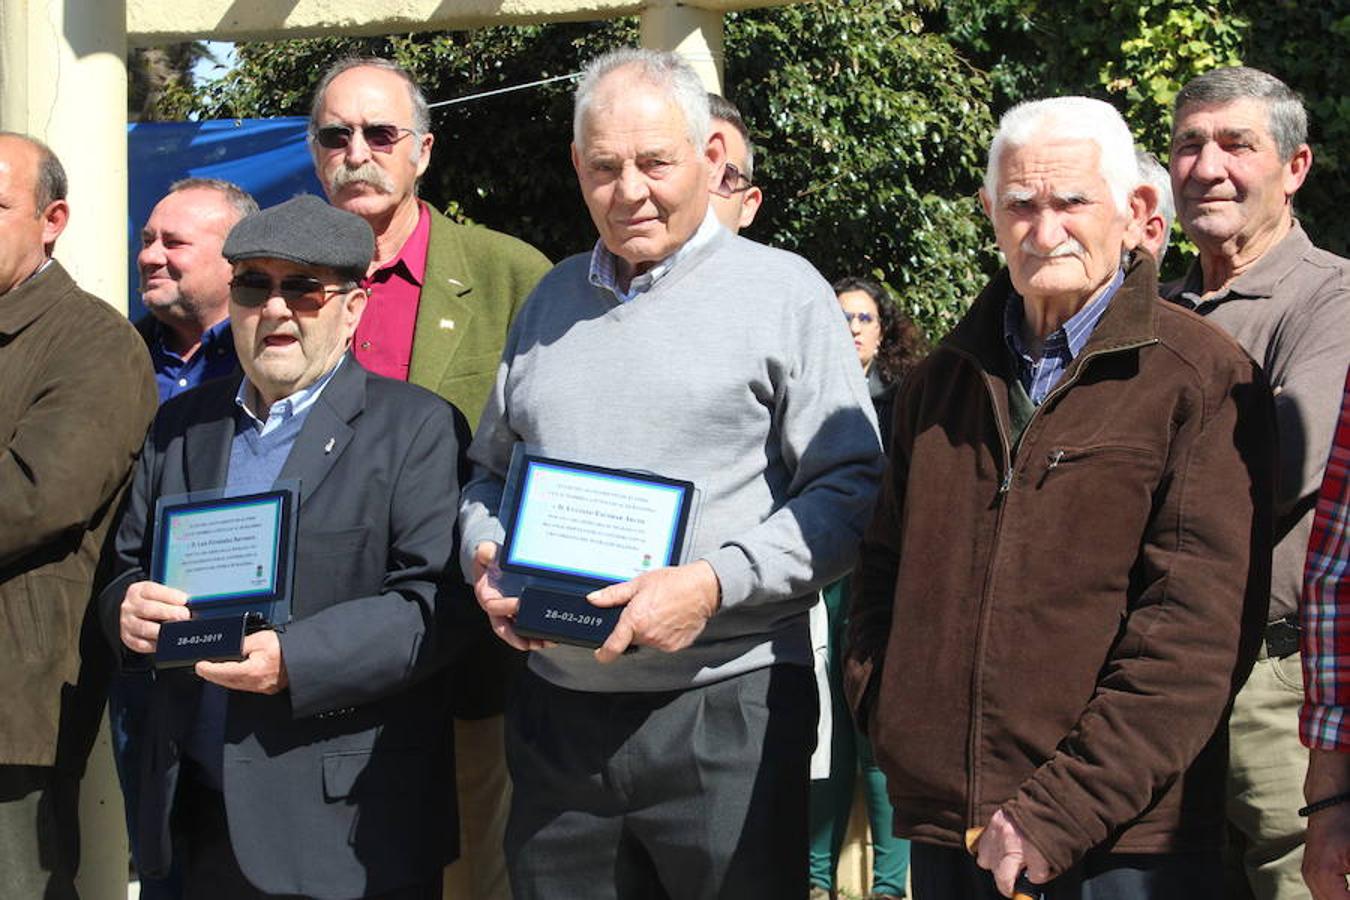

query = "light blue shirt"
[{"left": 184, "top": 356, "right": 345, "bottom": 790}]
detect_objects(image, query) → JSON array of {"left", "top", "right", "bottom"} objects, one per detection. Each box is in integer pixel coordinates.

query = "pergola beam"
[{"left": 125, "top": 0, "right": 798, "bottom": 46}]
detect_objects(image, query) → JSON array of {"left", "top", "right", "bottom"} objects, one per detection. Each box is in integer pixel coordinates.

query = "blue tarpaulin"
[{"left": 127, "top": 117, "right": 323, "bottom": 318}]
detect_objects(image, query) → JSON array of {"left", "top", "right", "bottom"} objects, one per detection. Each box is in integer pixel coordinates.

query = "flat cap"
[{"left": 223, "top": 194, "right": 374, "bottom": 279}]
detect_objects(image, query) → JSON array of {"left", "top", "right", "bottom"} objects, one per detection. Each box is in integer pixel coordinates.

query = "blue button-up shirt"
[
  {"left": 1003, "top": 268, "right": 1124, "bottom": 405},
  {"left": 149, "top": 317, "right": 238, "bottom": 404}
]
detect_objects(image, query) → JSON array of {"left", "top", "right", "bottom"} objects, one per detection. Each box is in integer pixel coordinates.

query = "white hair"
[
  {"left": 572, "top": 48, "right": 711, "bottom": 150},
  {"left": 984, "top": 97, "right": 1140, "bottom": 212}
]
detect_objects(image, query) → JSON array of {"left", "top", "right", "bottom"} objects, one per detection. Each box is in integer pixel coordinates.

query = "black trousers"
[
  {"left": 174, "top": 774, "right": 440, "bottom": 900},
  {"left": 504, "top": 664, "right": 816, "bottom": 900},
  {"left": 911, "top": 841, "right": 1224, "bottom": 900}
]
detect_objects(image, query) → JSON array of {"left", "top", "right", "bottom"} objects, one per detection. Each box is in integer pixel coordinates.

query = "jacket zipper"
[{"left": 952, "top": 337, "right": 1155, "bottom": 830}]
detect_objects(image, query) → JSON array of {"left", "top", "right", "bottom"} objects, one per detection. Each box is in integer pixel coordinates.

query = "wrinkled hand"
[
  {"left": 587, "top": 560, "right": 721, "bottom": 663},
  {"left": 195, "top": 630, "right": 288, "bottom": 694},
  {"left": 975, "top": 809, "right": 1051, "bottom": 898},
  {"left": 471, "top": 541, "right": 553, "bottom": 652},
  {"left": 1304, "top": 804, "right": 1350, "bottom": 898},
  {"left": 119, "top": 581, "right": 191, "bottom": 654}
]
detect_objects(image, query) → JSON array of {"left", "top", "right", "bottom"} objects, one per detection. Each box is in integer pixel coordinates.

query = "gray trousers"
[
  {"left": 504, "top": 664, "right": 816, "bottom": 899},
  {"left": 0, "top": 765, "right": 80, "bottom": 900}
]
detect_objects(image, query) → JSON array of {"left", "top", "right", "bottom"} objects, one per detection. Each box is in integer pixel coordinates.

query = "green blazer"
[{"left": 408, "top": 207, "right": 552, "bottom": 432}]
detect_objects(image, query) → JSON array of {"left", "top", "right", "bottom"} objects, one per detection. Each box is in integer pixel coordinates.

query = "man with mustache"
[
  {"left": 1164, "top": 66, "right": 1350, "bottom": 900},
  {"left": 308, "top": 57, "right": 552, "bottom": 900},
  {"left": 846, "top": 96, "right": 1276, "bottom": 898}
]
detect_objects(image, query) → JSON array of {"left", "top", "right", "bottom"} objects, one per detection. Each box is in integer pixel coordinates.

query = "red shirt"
[{"left": 354, "top": 202, "right": 431, "bottom": 381}]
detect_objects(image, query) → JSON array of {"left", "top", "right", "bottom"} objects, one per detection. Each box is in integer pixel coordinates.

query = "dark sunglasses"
[
  {"left": 312, "top": 123, "right": 415, "bottom": 153},
  {"left": 842, "top": 311, "right": 877, "bottom": 325},
  {"left": 713, "top": 162, "right": 753, "bottom": 198},
  {"left": 229, "top": 272, "right": 355, "bottom": 312}
]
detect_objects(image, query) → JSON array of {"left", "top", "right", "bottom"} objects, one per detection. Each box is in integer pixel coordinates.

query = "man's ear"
[
  {"left": 1122, "top": 184, "right": 1155, "bottom": 252},
  {"left": 344, "top": 286, "right": 368, "bottom": 335},
  {"left": 979, "top": 187, "right": 993, "bottom": 221},
  {"left": 415, "top": 132, "right": 434, "bottom": 179},
  {"left": 1284, "top": 143, "right": 1312, "bottom": 199},
  {"left": 739, "top": 186, "right": 764, "bottom": 230},
  {"left": 40, "top": 200, "right": 69, "bottom": 250},
  {"left": 705, "top": 132, "right": 727, "bottom": 192}
]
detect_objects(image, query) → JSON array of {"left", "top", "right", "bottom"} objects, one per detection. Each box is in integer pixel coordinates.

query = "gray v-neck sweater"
[{"left": 460, "top": 227, "right": 883, "bottom": 692}]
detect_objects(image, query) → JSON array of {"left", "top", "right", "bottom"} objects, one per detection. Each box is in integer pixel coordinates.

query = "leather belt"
[{"left": 1265, "top": 614, "right": 1299, "bottom": 659}]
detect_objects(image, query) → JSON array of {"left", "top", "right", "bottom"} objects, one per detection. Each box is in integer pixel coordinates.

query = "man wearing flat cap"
[{"left": 97, "top": 194, "right": 470, "bottom": 900}]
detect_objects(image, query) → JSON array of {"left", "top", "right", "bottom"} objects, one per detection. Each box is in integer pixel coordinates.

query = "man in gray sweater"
[
  {"left": 459, "top": 48, "right": 883, "bottom": 898},
  {"left": 1166, "top": 66, "right": 1350, "bottom": 900}
]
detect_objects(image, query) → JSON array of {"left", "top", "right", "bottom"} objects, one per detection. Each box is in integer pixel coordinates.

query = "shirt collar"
[
  {"left": 235, "top": 354, "right": 344, "bottom": 431},
  {"left": 588, "top": 207, "right": 722, "bottom": 303},
  {"left": 1004, "top": 267, "right": 1125, "bottom": 361},
  {"left": 154, "top": 316, "right": 232, "bottom": 362},
  {"left": 367, "top": 201, "right": 431, "bottom": 289},
  {"left": 1175, "top": 219, "right": 1314, "bottom": 307},
  {"left": 21, "top": 258, "right": 54, "bottom": 287}
]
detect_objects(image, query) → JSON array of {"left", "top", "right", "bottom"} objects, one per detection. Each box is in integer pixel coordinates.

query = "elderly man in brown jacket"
[
  {"left": 845, "top": 98, "right": 1275, "bottom": 899},
  {"left": 0, "top": 132, "right": 156, "bottom": 897}
]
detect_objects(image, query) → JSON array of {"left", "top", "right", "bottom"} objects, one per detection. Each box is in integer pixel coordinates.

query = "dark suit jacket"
[{"left": 97, "top": 357, "right": 469, "bottom": 900}]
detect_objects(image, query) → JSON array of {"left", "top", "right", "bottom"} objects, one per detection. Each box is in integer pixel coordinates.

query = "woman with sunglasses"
[{"left": 810, "top": 276, "right": 928, "bottom": 900}]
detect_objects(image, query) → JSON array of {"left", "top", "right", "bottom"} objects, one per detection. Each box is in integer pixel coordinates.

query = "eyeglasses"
[
  {"left": 229, "top": 273, "right": 355, "bottom": 312},
  {"left": 312, "top": 123, "right": 415, "bottom": 153},
  {"left": 842, "top": 311, "right": 877, "bottom": 325},
  {"left": 713, "top": 162, "right": 753, "bottom": 198}
]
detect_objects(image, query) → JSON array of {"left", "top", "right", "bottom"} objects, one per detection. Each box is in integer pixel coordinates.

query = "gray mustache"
[{"left": 331, "top": 163, "right": 394, "bottom": 194}]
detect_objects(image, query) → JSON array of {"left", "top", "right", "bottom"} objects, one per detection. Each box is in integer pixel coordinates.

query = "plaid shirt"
[
  {"left": 1003, "top": 268, "right": 1123, "bottom": 405},
  {"left": 587, "top": 209, "right": 721, "bottom": 304},
  {"left": 1301, "top": 364, "right": 1350, "bottom": 750}
]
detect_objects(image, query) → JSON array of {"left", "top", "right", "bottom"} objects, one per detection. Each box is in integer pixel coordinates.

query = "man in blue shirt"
[
  {"left": 119, "top": 177, "right": 259, "bottom": 899},
  {"left": 137, "top": 178, "right": 257, "bottom": 402}
]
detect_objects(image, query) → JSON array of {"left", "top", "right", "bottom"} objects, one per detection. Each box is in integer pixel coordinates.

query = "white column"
[
  {"left": 0, "top": 0, "right": 131, "bottom": 312},
  {"left": 639, "top": 3, "right": 724, "bottom": 93},
  {"left": 0, "top": 3, "right": 133, "bottom": 893}
]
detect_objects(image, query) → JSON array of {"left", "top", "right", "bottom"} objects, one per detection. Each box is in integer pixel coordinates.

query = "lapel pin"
[{"left": 323, "top": 437, "right": 335, "bottom": 454}]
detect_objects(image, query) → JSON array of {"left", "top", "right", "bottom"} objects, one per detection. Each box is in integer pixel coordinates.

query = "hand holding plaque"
[
  {"left": 496, "top": 452, "right": 698, "bottom": 649},
  {"left": 586, "top": 559, "right": 721, "bottom": 662},
  {"left": 119, "top": 580, "right": 191, "bottom": 655}
]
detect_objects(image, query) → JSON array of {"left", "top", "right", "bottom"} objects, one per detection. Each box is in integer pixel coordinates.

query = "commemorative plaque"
[
  {"left": 499, "top": 452, "right": 696, "bottom": 648},
  {"left": 150, "top": 485, "right": 298, "bottom": 668}
]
